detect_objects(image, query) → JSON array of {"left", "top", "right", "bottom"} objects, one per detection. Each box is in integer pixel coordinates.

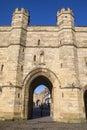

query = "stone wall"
[{"left": 0, "top": 8, "right": 87, "bottom": 122}]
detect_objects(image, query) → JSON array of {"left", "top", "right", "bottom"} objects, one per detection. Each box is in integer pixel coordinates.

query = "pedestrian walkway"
[
  {"left": 0, "top": 116, "right": 87, "bottom": 130},
  {"left": 29, "top": 117, "right": 87, "bottom": 130}
]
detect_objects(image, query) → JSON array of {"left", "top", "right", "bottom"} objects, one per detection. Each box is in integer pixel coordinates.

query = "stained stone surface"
[{"left": 0, "top": 8, "right": 87, "bottom": 122}]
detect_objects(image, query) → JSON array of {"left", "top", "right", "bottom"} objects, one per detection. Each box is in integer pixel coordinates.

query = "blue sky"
[
  {"left": 0, "top": 0, "right": 87, "bottom": 26},
  {"left": 34, "top": 85, "right": 46, "bottom": 94}
]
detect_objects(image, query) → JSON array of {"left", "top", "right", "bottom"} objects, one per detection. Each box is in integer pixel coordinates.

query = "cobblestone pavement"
[{"left": 0, "top": 117, "right": 87, "bottom": 130}]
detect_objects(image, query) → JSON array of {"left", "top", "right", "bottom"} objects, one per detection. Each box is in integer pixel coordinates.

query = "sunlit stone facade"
[{"left": 0, "top": 8, "right": 87, "bottom": 122}]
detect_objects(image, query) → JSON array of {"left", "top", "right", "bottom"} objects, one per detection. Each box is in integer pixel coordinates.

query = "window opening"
[
  {"left": 1, "top": 64, "right": 4, "bottom": 71},
  {"left": 23, "top": 48, "right": 24, "bottom": 52},
  {"left": 38, "top": 39, "right": 40, "bottom": 45},
  {"left": 18, "top": 93, "right": 20, "bottom": 98},
  {"left": 34, "top": 55, "right": 36, "bottom": 62},
  {"left": 39, "top": 51, "right": 44, "bottom": 64}
]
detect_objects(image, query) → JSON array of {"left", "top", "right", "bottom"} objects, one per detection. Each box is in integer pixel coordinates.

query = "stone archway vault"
[{"left": 21, "top": 68, "right": 61, "bottom": 120}]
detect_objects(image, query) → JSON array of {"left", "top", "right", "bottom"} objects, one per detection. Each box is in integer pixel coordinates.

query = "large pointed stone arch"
[
  {"left": 83, "top": 85, "right": 87, "bottom": 120},
  {"left": 22, "top": 67, "right": 61, "bottom": 120}
]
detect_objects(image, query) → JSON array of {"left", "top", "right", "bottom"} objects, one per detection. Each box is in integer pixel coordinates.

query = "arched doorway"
[
  {"left": 84, "top": 90, "right": 87, "bottom": 119},
  {"left": 22, "top": 68, "right": 60, "bottom": 120},
  {"left": 28, "top": 75, "right": 52, "bottom": 119}
]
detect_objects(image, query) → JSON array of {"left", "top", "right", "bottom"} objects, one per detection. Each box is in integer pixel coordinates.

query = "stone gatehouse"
[{"left": 0, "top": 8, "right": 87, "bottom": 122}]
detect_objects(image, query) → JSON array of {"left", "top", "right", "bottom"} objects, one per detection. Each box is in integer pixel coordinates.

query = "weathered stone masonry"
[{"left": 0, "top": 8, "right": 87, "bottom": 122}]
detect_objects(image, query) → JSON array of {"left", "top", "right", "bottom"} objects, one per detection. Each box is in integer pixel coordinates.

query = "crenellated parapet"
[
  {"left": 13, "top": 8, "right": 29, "bottom": 17},
  {"left": 57, "top": 8, "right": 74, "bottom": 17},
  {"left": 56, "top": 8, "right": 74, "bottom": 27},
  {"left": 12, "top": 8, "right": 30, "bottom": 28}
]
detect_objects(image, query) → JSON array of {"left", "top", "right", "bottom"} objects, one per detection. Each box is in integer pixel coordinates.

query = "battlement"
[
  {"left": 57, "top": 8, "right": 74, "bottom": 17},
  {"left": 13, "top": 8, "right": 29, "bottom": 16},
  {"left": 12, "top": 8, "right": 29, "bottom": 27}
]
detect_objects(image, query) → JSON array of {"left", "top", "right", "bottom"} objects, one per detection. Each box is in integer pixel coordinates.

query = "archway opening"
[
  {"left": 84, "top": 90, "right": 87, "bottom": 119},
  {"left": 33, "top": 85, "right": 51, "bottom": 119},
  {"left": 28, "top": 75, "right": 53, "bottom": 119}
]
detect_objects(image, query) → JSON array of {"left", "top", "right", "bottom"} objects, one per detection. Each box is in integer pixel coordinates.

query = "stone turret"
[
  {"left": 12, "top": 8, "right": 29, "bottom": 28},
  {"left": 10, "top": 8, "right": 29, "bottom": 45},
  {"left": 57, "top": 8, "right": 75, "bottom": 46},
  {"left": 56, "top": 8, "right": 74, "bottom": 28},
  {"left": 9, "top": 8, "right": 29, "bottom": 87},
  {"left": 58, "top": 8, "right": 79, "bottom": 91}
]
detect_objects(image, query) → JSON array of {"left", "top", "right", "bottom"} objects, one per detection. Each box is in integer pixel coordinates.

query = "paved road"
[
  {"left": 0, "top": 116, "right": 87, "bottom": 130},
  {"left": 32, "top": 106, "right": 50, "bottom": 119}
]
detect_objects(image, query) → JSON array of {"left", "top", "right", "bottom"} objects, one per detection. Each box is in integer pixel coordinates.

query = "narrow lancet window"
[
  {"left": 38, "top": 39, "right": 40, "bottom": 46},
  {"left": 34, "top": 55, "right": 36, "bottom": 62},
  {"left": 1, "top": 64, "right": 4, "bottom": 71},
  {"left": 39, "top": 51, "right": 44, "bottom": 64}
]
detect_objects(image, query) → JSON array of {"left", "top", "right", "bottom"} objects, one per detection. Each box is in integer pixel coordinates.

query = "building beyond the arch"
[{"left": 0, "top": 8, "right": 87, "bottom": 122}]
